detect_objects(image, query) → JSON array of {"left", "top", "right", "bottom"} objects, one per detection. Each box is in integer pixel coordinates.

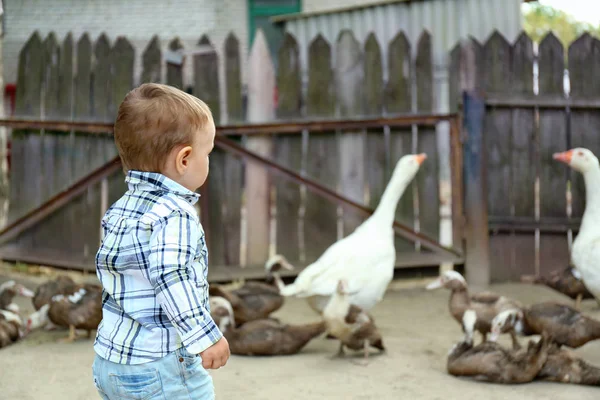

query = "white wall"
[{"left": 3, "top": 0, "right": 249, "bottom": 121}]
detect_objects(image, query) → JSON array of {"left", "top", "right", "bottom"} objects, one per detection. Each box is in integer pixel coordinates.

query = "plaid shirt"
[{"left": 93, "top": 171, "right": 222, "bottom": 364}]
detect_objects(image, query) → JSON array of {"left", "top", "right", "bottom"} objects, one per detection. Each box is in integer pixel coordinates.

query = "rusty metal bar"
[
  {"left": 0, "top": 113, "right": 457, "bottom": 135},
  {"left": 215, "top": 135, "right": 463, "bottom": 258},
  {"left": 0, "top": 156, "right": 122, "bottom": 246}
]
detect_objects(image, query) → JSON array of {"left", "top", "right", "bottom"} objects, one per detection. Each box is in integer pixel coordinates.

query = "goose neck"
[
  {"left": 580, "top": 166, "right": 600, "bottom": 234},
  {"left": 370, "top": 170, "right": 412, "bottom": 225}
]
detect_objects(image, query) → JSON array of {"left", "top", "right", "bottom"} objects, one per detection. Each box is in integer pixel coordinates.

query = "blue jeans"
[{"left": 92, "top": 347, "right": 215, "bottom": 399}]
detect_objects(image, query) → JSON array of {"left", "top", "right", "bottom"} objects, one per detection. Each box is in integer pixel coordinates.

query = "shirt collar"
[{"left": 125, "top": 170, "right": 200, "bottom": 205}]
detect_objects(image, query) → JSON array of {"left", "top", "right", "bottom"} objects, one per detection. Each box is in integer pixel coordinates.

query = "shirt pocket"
[{"left": 110, "top": 370, "right": 162, "bottom": 400}]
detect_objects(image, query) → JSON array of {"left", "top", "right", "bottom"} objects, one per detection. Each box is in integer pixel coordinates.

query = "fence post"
[{"left": 462, "top": 90, "right": 490, "bottom": 287}]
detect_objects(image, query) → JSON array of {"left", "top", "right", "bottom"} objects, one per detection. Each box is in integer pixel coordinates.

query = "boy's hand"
[{"left": 200, "top": 336, "right": 230, "bottom": 369}]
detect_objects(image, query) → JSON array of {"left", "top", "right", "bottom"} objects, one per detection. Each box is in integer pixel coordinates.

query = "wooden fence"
[
  {"left": 2, "top": 28, "right": 461, "bottom": 279},
  {"left": 450, "top": 31, "right": 600, "bottom": 282}
]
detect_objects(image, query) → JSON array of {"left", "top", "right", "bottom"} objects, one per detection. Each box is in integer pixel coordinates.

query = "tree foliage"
[{"left": 523, "top": 3, "right": 600, "bottom": 46}]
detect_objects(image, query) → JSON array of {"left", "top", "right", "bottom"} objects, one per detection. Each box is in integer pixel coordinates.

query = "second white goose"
[{"left": 554, "top": 148, "right": 600, "bottom": 305}]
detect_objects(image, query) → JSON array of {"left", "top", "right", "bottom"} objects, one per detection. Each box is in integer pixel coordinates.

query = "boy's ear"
[{"left": 175, "top": 145, "right": 193, "bottom": 174}]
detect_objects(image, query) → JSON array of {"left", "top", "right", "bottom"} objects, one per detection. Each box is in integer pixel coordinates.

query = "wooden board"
[
  {"left": 364, "top": 33, "right": 386, "bottom": 211},
  {"left": 484, "top": 32, "right": 512, "bottom": 218},
  {"left": 484, "top": 32, "right": 514, "bottom": 282},
  {"left": 193, "top": 35, "right": 225, "bottom": 266},
  {"left": 415, "top": 31, "right": 439, "bottom": 247},
  {"left": 223, "top": 33, "right": 243, "bottom": 265},
  {"left": 385, "top": 31, "right": 414, "bottom": 252},
  {"left": 275, "top": 33, "right": 302, "bottom": 262},
  {"left": 568, "top": 34, "right": 600, "bottom": 218},
  {"left": 107, "top": 37, "right": 134, "bottom": 220},
  {"left": 141, "top": 36, "right": 161, "bottom": 84},
  {"left": 510, "top": 33, "right": 535, "bottom": 218},
  {"left": 93, "top": 34, "right": 112, "bottom": 122},
  {"left": 11, "top": 33, "right": 43, "bottom": 225},
  {"left": 448, "top": 43, "right": 461, "bottom": 112},
  {"left": 31, "top": 33, "right": 64, "bottom": 252},
  {"left": 166, "top": 38, "right": 184, "bottom": 90},
  {"left": 69, "top": 34, "right": 93, "bottom": 255},
  {"left": 304, "top": 35, "right": 338, "bottom": 263},
  {"left": 538, "top": 32, "right": 569, "bottom": 270},
  {"left": 41, "top": 33, "right": 61, "bottom": 203},
  {"left": 56, "top": 33, "right": 74, "bottom": 192},
  {"left": 336, "top": 30, "right": 365, "bottom": 236},
  {"left": 489, "top": 233, "right": 536, "bottom": 282}
]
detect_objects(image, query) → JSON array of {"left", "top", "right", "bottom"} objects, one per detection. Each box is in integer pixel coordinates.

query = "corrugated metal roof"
[
  {"left": 280, "top": 0, "right": 524, "bottom": 77},
  {"left": 273, "top": 0, "right": 533, "bottom": 23}
]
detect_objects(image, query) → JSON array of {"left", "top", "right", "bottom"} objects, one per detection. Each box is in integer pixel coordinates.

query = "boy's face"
[{"left": 180, "top": 120, "right": 215, "bottom": 192}]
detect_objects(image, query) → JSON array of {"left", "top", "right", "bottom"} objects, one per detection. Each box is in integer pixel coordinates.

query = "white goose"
[
  {"left": 269, "top": 153, "right": 427, "bottom": 313},
  {"left": 554, "top": 148, "right": 600, "bottom": 305}
]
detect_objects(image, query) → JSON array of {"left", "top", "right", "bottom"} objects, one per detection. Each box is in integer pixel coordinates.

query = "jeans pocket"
[{"left": 111, "top": 370, "right": 162, "bottom": 400}]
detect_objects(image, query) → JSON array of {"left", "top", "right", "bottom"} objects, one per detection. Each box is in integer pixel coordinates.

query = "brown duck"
[
  {"left": 447, "top": 310, "right": 551, "bottom": 384},
  {"left": 427, "top": 271, "right": 523, "bottom": 346},
  {"left": 521, "top": 265, "right": 593, "bottom": 310},
  {"left": 0, "top": 280, "right": 35, "bottom": 313},
  {"left": 25, "top": 283, "right": 102, "bottom": 342},
  {"left": 210, "top": 296, "right": 325, "bottom": 356},
  {"left": 322, "top": 280, "right": 385, "bottom": 365},
  {"left": 536, "top": 344, "right": 600, "bottom": 386},
  {"left": 32, "top": 275, "right": 79, "bottom": 311},
  {"left": 0, "top": 310, "right": 23, "bottom": 349},
  {"left": 209, "top": 280, "right": 284, "bottom": 325},
  {"left": 490, "top": 301, "right": 600, "bottom": 349}
]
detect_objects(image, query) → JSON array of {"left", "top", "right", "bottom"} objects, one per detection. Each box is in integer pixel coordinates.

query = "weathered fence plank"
[
  {"left": 141, "top": 36, "right": 161, "bottom": 84},
  {"left": 385, "top": 31, "right": 414, "bottom": 252},
  {"left": 57, "top": 33, "right": 74, "bottom": 183},
  {"left": 364, "top": 33, "right": 386, "bottom": 211},
  {"left": 538, "top": 32, "right": 570, "bottom": 273},
  {"left": 568, "top": 33, "right": 600, "bottom": 218},
  {"left": 484, "top": 31, "right": 514, "bottom": 282},
  {"left": 415, "top": 31, "right": 439, "bottom": 247},
  {"left": 448, "top": 43, "right": 461, "bottom": 112},
  {"left": 93, "top": 34, "right": 112, "bottom": 122},
  {"left": 12, "top": 32, "right": 43, "bottom": 224},
  {"left": 305, "top": 34, "right": 338, "bottom": 263},
  {"left": 193, "top": 35, "right": 225, "bottom": 266},
  {"left": 195, "top": 36, "right": 220, "bottom": 118},
  {"left": 245, "top": 30, "right": 274, "bottom": 265},
  {"left": 107, "top": 37, "right": 133, "bottom": 203},
  {"left": 68, "top": 33, "right": 93, "bottom": 256},
  {"left": 223, "top": 33, "right": 243, "bottom": 265},
  {"left": 336, "top": 30, "right": 365, "bottom": 236},
  {"left": 166, "top": 38, "right": 184, "bottom": 90},
  {"left": 275, "top": 33, "right": 302, "bottom": 262},
  {"left": 42, "top": 33, "right": 61, "bottom": 203},
  {"left": 508, "top": 32, "right": 536, "bottom": 280}
]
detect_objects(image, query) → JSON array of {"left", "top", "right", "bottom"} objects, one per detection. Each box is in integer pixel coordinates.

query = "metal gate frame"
[{"left": 0, "top": 113, "right": 464, "bottom": 276}]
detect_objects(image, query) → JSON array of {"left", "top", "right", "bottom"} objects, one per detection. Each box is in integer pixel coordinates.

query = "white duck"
[
  {"left": 270, "top": 153, "right": 427, "bottom": 313},
  {"left": 554, "top": 148, "right": 600, "bottom": 305}
]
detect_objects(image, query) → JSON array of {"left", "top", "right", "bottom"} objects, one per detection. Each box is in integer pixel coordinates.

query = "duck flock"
[{"left": 2, "top": 148, "right": 600, "bottom": 388}]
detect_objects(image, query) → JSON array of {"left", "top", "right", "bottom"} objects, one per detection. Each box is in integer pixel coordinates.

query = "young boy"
[{"left": 92, "top": 83, "right": 229, "bottom": 399}]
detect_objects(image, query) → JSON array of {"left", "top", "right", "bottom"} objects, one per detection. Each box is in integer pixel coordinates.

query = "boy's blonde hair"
[{"left": 114, "top": 83, "right": 213, "bottom": 172}]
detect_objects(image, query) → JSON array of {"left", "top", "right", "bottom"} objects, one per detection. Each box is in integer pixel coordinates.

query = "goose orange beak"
[
  {"left": 553, "top": 150, "right": 573, "bottom": 165},
  {"left": 415, "top": 153, "right": 427, "bottom": 165}
]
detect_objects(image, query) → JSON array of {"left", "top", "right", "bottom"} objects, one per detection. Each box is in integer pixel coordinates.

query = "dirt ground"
[{"left": 1, "top": 266, "right": 599, "bottom": 400}]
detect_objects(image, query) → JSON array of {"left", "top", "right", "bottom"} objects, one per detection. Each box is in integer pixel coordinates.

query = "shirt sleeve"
[{"left": 147, "top": 210, "right": 222, "bottom": 354}]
